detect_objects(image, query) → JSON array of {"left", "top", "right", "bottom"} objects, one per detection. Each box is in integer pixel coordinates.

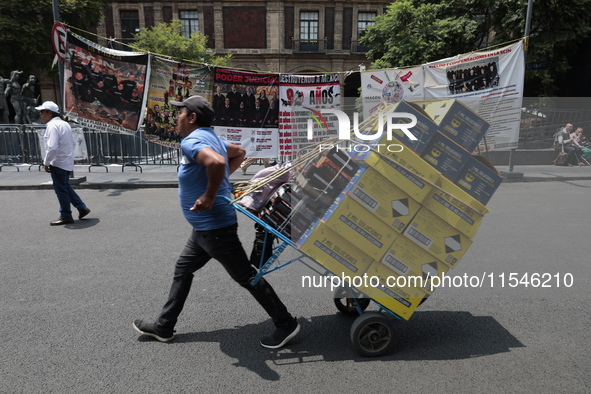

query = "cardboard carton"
[
  {"left": 454, "top": 156, "right": 503, "bottom": 206},
  {"left": 380, "top": 235, "right": 450, "bottom": 294},
  {"left": 422, "top": 175, "right": 489, "bottom": 239},
  {"left": 353, "top": 147, "right": 441, "bottom": 202},
  {"left": 403, "top": 207, "right": 472, "bottom": 268},
  {"left": 321, "top": 194, "right": 398, "bottom": 260},
  {"left": 360, "top": 101, "right": 439, "bottom": 155},
  {"left": 298, "top": 222, "right": 374, "bottom": 278},
  {"left": 425, "top": 99, "right": 490, "bottom": 153},
  {"left": 421, "top": 132, "right": 472, "bottom": 181}
]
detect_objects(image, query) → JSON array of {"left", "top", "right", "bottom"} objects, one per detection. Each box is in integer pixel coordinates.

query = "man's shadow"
[{"left": 139, "top": 311, "right": 524, "bottom": 380}]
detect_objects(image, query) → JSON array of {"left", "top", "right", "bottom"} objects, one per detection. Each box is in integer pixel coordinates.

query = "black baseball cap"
[{"left": 170, "top": 95, "right": 214, "bottom": 126}]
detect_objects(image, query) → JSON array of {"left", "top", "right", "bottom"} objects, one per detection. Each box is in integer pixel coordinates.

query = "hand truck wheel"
[
  {"left": 333, "top": 287, "right": 370, "bottom": 316},
  {"left": 350, "top": 312, "right": 395, "bottom": 357}
]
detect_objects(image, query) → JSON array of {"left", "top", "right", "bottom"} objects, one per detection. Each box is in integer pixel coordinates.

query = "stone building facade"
[{"left": 95, "top": 0, "right": 393, "bottom": 98}]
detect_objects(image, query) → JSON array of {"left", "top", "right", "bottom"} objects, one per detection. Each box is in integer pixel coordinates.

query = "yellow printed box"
[
  {"left": 403, "top": 208, "right": 473, "bottom": 268},
  {"left": 298, "top": 222, "right": 374, "bottom": 279},
  {"left": 353, "top": 146, "right": 440, "bottom": 202},
  {"left": 424, "top": 99, "right": 490, "bottom": 153},
  {"left": 361, "top": 101, "right": 439, "bottom": 156},
  {"left": 356, "top": 260, "right": 428, "bottom": 320},
  {"left": 345, "top": 164, "right": 422, "bottom": 234},
  {"left": 422, "top": 175, "right": 489, "bottom": 239},
  {"left": 420, "top": 132, "right": 472, "bottom": 182},
  {"left": 380, "top": 234, "right": 450, "bottom": 294},
  {"left": 454, "top": 156, "right": 503, "bottom": 206},
  {"left": 321, "top": 195, "right": 398, "bottom": 260}
]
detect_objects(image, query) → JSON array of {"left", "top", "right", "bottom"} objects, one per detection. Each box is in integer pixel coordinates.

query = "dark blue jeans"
[
  {"left": 156, "top": 223, "right": 294, "bottom": 331},
  {"left": 50, "top": 165, "right": 86, "bottom": 219}
]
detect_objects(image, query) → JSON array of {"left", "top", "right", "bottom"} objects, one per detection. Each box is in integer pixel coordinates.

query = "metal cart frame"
[{"left": 222, "top": 195, "right": 405, "bottom": 357}]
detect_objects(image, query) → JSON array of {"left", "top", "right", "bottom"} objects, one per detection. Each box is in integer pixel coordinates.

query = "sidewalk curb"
[{"left": 3, "top": 175, "right": 591, "bottom": 190}]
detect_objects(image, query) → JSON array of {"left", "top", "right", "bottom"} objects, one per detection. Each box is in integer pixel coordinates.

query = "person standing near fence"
[
  {"left": 37, "top": 101, "right": 91, "bottom": 225},
  {"left": 133, "top": 95, "right": 300, "bottom": 349}
]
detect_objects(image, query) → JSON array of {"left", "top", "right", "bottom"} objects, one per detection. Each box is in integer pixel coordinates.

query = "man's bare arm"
[{"left": 226, "top": 143, "right": 246, "bottom": 175}]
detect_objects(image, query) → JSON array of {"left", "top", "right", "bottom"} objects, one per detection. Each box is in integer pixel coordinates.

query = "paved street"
[{"left": 1, "top": 180, "right": 590, "bottom": 393}]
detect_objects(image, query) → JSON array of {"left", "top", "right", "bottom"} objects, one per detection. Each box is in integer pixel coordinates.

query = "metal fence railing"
[
  {"left": 0, "top": 124, "right": 181, "bottom": 172},
  {"left": 3, "top": 108, "right": 591, "bottom": 170},
  {"left": 519, "top": 108, "right": 591, "bottom": 149}
]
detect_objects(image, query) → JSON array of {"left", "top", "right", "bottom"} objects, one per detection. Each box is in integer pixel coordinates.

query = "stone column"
[
  {"left": 214, "top": 5, "right": 224, "bottom": 52},
  {"left": 334, "top": 4, "right": 344, "bottom": 52}
]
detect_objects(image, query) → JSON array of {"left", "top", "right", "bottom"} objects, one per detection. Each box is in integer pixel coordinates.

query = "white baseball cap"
[{"left": 35, "top": 101, "right": 60, "bottom": 114}]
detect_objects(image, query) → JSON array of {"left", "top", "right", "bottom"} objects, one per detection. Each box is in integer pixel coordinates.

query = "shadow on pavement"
[
  {"left": 63, "top": 218, "right": 100, "bottom": 229},
  {"left": 142, "top": 311, "right": 523, "bottom": 380}
]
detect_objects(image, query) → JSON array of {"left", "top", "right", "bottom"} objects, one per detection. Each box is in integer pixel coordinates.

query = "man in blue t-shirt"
[{"left": 133, "top": 95, "right": 299, "bottom": 349}]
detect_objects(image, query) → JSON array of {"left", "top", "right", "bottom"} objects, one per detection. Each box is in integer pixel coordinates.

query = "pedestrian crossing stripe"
[
  {"left": 444, "top": 234, "right": 462, "bottom": 253},
  {"left": 392, "top": 198, "right": 410, "bottom": 218}
]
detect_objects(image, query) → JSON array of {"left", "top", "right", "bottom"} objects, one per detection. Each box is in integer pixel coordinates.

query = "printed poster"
[
  {"left": 63, "top": 31, "right": 149, "bottom": 135},
  {"left": 144, "top": 57, "right": 213, "bottom": 148},
  {"left": 423, "top": 40, "right": 525, "bottom": 151},
  {"left": 212, "top": 68, "right": 279, "bottom": 158},
  {"left": 361, "top": 66, "right": 425, "bottom": 119},
  {"left": 279, "top": 73, "right": 341, "bottom": 160}
]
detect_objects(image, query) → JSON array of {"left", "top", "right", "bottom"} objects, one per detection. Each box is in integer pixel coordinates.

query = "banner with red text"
[
  {"left": 212, "top": 68, "right": 279, "bottom": 158},
  {"left": 278, "top": 73, "right": 341, "bottom": 160}
]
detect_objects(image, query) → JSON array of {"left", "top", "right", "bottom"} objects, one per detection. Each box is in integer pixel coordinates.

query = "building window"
[
  {"left": 299, "top": 11, "right": 319, "bottom": 52},
  {"left": 121, "top": 10, "right": 140, "bottom": 40},
  {"left": 355, "top": 12, "right": 376, "bottom": 52},
  {"left": 180, "top": 11, "right": 199, "bottom": 38}
]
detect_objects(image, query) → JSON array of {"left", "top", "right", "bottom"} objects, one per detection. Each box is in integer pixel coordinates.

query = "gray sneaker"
[
  {"left": 260, "top": 318, "right": 300, "bottom": 349},
  {"left": 133, "top": 320, "right": 174, "bottom": 343}
]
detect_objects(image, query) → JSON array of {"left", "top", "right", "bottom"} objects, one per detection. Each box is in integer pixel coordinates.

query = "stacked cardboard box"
[{"left": 286, "top": 99, "right": 502, "bottom": 320}]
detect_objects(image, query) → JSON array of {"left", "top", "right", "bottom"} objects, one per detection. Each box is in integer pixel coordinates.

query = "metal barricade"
[
  {"left": 0, "top": 123, "right": 185, "bottom": 172},
  {"left": 23, "top": 125, "right": 46, "bottom": 171},
  {"left": 0, "top": 124, "right": 23, "bottom": 171}
]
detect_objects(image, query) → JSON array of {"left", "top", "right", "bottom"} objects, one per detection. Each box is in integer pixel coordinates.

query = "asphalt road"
[{"left": 1, "top": 181, "right": 590, "bottom": 393}]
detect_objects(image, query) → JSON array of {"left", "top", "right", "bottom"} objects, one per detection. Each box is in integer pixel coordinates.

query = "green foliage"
[
  {"left": 129, "top": 20, "right": 231, "bottom": 67},
  {"left": 360, "top": 0, "right": 591, "bottom": 96},
  {"left": 0, "top": 0, "right": 110, "bottom": 77},
  {"left": 360, "top": 0, "right": 484, "bottom": 69}
]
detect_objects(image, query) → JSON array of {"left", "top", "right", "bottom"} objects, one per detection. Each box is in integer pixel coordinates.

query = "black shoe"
[
  {"left": 133, "top": 320, "right": 174, "bottom": 343},
  {"left": 79, "top": 207, "right": 91, "bottom": 219},
  {"left": 50, "top": 217, "right": 74, "bottom": 226},
  {"left": 260, "top": 318, "right": 300, "bottom": 349}
]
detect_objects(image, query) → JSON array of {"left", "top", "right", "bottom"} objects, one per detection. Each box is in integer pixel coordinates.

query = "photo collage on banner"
[
  {"left": 144, "top": 57, "right": 213, "bottom": 148},
  {"left": 361, "top": 66, "right": 424, "bottom": 119},
  {"left": 64, "top": 32, "right": 149, "bottom": 134},
  {"left": 279, "top": 74, "right": 341, "bottom": 160},
  {"left": 423, "top": 40, "right": 525, "bottom": 151},
  {"left": 213, "top": 68, "right": 279, "bottom": 158},
  {"left": 359, "top": 40, "right": 525, "bottom": 151}
]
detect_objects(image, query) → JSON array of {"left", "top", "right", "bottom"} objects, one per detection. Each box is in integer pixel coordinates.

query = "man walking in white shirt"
[{"left": 37, "top": 101, "right": 91, "bottom": 225}]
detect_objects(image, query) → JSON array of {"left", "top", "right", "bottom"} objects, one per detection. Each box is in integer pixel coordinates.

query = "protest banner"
[
  {"left": 279, "top": 73, "right": 341, "bottom": 160},
  {"left": 63, "top": 32, "right": 149, "bottom": 135},
  {"left": 212, "top": 68, "right": 279, "bottom": 158},
  {"left": 144, "top": 57, "right": 213, "bottom": 148}
]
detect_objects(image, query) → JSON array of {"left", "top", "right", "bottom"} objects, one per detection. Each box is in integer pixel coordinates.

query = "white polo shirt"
[{"left": 44, "top": 117, "right": 75, "bottom": 171}]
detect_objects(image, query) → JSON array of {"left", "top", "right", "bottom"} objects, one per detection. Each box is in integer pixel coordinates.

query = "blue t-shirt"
[{"left": 178, "top": 127, "right": 236, "bottom": 231}]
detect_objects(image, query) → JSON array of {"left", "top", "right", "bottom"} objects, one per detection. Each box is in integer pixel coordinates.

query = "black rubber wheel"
[
  {"left": 333, "top": 288, "right": 371, "bottom": 316},
  {"left": 350, "top": 312, "right": 395, "bottom": 357}
]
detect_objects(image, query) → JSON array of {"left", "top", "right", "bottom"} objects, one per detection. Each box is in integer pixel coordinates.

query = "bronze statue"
[
  {"left": 5, "top": 70, "right": 26, "bottom": 124},
  {"left": 22, "top": 75, "right": 38, "bottom": 124},
  {"left": 0, "top": 75, "right": 9, "bottom": 124}
]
